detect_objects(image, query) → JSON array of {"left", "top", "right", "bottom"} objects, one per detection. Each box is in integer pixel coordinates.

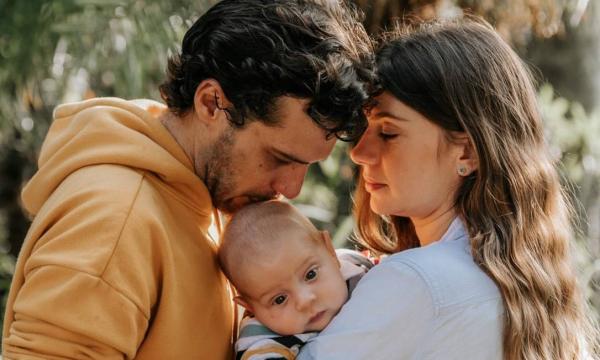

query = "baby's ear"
[
  {"left": 319, "top": 231, "right": 340, "bottom": 266},
  {"left": 233, "top": 296, "right": 254, "bottom": 313}
]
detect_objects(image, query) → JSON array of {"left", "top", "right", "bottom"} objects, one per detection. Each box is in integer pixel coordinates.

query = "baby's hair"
[{"left": 219, "top": 201, "right": 320, "bottom": 294}]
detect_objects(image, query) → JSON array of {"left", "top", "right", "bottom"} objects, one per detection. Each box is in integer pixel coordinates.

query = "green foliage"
[
  {"left": 540, "top": 84, "right": 600, "bottom": 185},
  {"left": 296, "top": 142, "right": 357, "bottom": 248},
  {"left": 0, "top": 252, "right": 15, "bottom": 332},
  {"left": 539, "top": 84, "right": 600, "bottom": 322},
  {"left": 356, "top": 0, "right": 576, "bottom": 44}
]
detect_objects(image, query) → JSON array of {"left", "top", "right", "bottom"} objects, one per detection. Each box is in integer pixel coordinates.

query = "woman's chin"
[
  {"left": 369, "top": 201, "right": 391, "bottom": 216},
  {"left": 370, "top": 200, "right": 407, "bottom": 218}
]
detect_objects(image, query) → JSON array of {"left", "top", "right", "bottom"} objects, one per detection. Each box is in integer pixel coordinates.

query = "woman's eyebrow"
[{"left": 371, "top": 111, "right": 409, "bottom": 122}]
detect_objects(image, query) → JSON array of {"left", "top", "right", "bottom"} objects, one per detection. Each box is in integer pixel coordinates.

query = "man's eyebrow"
[{"left": 272, "top": 148, "right": 310, "bottom": 165}]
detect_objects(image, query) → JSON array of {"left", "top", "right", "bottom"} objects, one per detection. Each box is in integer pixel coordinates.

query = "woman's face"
[{"left": 350, "top": 92, "right": 465, "bottom": 222}]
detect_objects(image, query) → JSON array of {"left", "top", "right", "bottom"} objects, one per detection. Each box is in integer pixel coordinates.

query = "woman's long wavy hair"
[{"left": 354, "top": 17, "right": 598, "bottom": 359}]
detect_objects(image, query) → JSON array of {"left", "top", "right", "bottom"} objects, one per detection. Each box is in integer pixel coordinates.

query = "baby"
[{"left": 219, "top": 200, "right": 372, "bottom": 360}]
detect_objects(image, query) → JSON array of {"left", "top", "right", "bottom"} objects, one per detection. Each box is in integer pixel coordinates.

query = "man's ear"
[
  {"left": 233, "top": 295, "right": 254, "bottom": 313},
  {"left": 319, "top": 230, "right": 340, "bottom": 267},
  {"left": 453, "top": 132, "right": 478, "bottom": 176},
  {"left": 192, "top": 79, "right": 231, "bottom": 125}
]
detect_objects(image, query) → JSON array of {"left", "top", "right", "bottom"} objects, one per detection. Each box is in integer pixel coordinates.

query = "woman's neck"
[{"left": 411, "top": 207, "right": 457, "bottom": 247}]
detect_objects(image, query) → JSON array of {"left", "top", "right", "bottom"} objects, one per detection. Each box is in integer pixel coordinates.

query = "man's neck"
[
  {"left": 411, "top": 207, "right": 457, "bottom": 247},
  {"left": 159, "top": 110, "right": 205, "bottom": 179}
]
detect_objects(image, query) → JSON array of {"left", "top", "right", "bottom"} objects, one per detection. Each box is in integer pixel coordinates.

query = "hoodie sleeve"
[
  {"left": 2, "top": 166, "right": 156, "bottom": 359},
  {"left": 3, "top": 266, "right": 147, "bottom": 359}
]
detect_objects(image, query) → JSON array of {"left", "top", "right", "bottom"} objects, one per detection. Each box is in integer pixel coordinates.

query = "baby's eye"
[
  {"left": 272, "top": 295, "right": 287, "bottom": 306},
  {"left": 305, "top": 268, "right": 318, "bottom": 281}
]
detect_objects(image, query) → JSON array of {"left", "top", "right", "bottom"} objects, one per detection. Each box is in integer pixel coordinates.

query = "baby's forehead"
[
  {"left": 264, "top": 219, "right": 317, "bottom": 242},
  {"left": 234, "top": 233, "right": 324, "bottom": 296},
  {"left": 245, "top": 226, "right": 320, "bottom": 265}
]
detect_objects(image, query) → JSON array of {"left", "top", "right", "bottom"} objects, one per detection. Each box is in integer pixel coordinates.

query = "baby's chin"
[
  {"left": 304, "top": 309, "right": 336, "bottom": 333},
  {"left": 257, "top": 303, "right": 344, "bottom": 335},
  {"left": 262, "top": 321, "right": 325, "bottom": 336}
]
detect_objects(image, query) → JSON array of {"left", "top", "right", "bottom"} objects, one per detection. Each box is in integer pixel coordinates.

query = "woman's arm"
[{"left": 298, "top": 260, "right": 435, "bottom": 360}]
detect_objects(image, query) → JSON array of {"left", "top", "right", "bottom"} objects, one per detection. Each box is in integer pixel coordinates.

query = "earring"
[{"left": 457, "top": 165, "right": 468, "bottom": 176}]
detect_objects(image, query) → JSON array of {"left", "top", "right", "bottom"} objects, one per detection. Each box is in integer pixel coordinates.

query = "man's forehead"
[
  {"left": 245, "top": 95, "right": 336, "bottom": 163},
  {"left": 270, "top": 97, "right": 322, "bottom": 135},
  {"left": 268, "top": 140, "right": 332, "bottom": 164},
  {"left": 269, "top": 122, "right": 335, "bottom": 158}
]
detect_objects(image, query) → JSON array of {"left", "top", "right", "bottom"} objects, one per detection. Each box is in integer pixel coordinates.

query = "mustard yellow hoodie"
[{"left": 2, "top": 98, "right": 235, "bottom": 359}]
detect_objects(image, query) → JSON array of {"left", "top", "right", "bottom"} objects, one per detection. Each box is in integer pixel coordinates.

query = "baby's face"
[{"left": 238, "top": 230, "right": 348, "bottom": 335}]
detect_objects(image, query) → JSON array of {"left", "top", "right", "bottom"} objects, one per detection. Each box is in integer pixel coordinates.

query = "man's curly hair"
[{"left": 159, "top": 0, "right": 374, "bottom": 141}]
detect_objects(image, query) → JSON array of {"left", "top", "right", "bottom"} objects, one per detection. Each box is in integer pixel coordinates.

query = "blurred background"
[{"left": 1, "top": 0, "right": 599, "bottom": 334}]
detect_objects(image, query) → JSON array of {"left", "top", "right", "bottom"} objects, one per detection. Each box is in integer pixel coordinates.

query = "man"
[{"left": 2, "top": 0, "right": 372, "bottom": 359}]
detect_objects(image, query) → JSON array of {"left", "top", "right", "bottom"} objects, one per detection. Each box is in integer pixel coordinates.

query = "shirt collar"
[{"left": 437, "top": 216, "right": 468, "bottom": 244}]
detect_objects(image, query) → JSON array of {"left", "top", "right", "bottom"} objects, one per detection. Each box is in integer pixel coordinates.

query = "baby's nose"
[{"left": 295, "top": 289, "right": 317, "bottom": 311}]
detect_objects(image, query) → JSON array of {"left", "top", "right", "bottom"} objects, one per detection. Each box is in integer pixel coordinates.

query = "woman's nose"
[{"left": 350, "top": 131, "right": 378, "bottom": 166}]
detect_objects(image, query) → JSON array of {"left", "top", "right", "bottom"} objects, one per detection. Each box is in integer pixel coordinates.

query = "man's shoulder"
[
  {"left": 64, "top": 162, "right": 144, "bottom": 189},
  {"left": 57, "top": 164, "right": 162, "bottom": 210},
  {"left": 26, "top": 164, "right": 167, "bottom": 273}
]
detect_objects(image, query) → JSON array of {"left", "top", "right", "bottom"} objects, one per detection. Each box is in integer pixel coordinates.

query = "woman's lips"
[{"left": 364, "top": 181, "right": 386, "bottom": 192}]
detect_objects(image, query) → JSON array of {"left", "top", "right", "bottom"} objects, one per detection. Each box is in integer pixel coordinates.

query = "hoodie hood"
[{"left": 22, "top": 97, "right": 212, "bottom": 217}]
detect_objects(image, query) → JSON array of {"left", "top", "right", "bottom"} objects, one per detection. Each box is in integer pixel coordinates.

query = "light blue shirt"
[{"left": 298, "top": 218, "right": 503, "bottom": 360}]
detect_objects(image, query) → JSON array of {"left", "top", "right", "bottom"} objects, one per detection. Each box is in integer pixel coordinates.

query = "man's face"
[{"left": 202, "top": 96, "right": 336, "bottom": 213}]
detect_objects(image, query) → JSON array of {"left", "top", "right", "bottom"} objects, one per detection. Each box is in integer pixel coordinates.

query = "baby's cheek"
[
  {"left": 264, "top": 311, "right": 302, "bottom": 336},
  {"left": 334, "top": 279, "right": 350, "bottom": 309}
]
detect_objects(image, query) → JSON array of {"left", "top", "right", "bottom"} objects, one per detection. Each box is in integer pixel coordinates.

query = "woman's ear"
[
  {"left": 192, "top": 79, "right": 231, "bottom": 125},
  {"left": 453, "top": 132, "right": 478, "bottom": 176}
]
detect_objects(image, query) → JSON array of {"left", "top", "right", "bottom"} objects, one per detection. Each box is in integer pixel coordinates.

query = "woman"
[{"left": 298, "top": 18, "right": 597, "bottom": 360}]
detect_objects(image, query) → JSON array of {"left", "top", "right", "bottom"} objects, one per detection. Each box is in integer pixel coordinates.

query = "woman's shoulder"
[
  {"left": 376, "top": 233, "right": 501, "bottom": 314},
  {"left": 301, "top": 238, "right": 504, "bottom": 360}
]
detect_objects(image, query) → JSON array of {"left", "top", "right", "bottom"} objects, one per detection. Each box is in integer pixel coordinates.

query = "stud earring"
[{"left": 457, "top": 165, "right": 468, "bottom": 176}]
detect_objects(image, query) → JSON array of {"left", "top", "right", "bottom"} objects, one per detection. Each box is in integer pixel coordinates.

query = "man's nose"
[{"left": 272, "top": 164, "right": 308, "bottom": 199}]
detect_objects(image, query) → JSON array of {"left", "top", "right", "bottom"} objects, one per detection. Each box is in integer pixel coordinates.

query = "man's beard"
[
  {"left": 203, "top": 128, "right": 236, "bottom": 213},
  {"left": 202, "top": 127, "right": 276, "bottom": 214}
]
